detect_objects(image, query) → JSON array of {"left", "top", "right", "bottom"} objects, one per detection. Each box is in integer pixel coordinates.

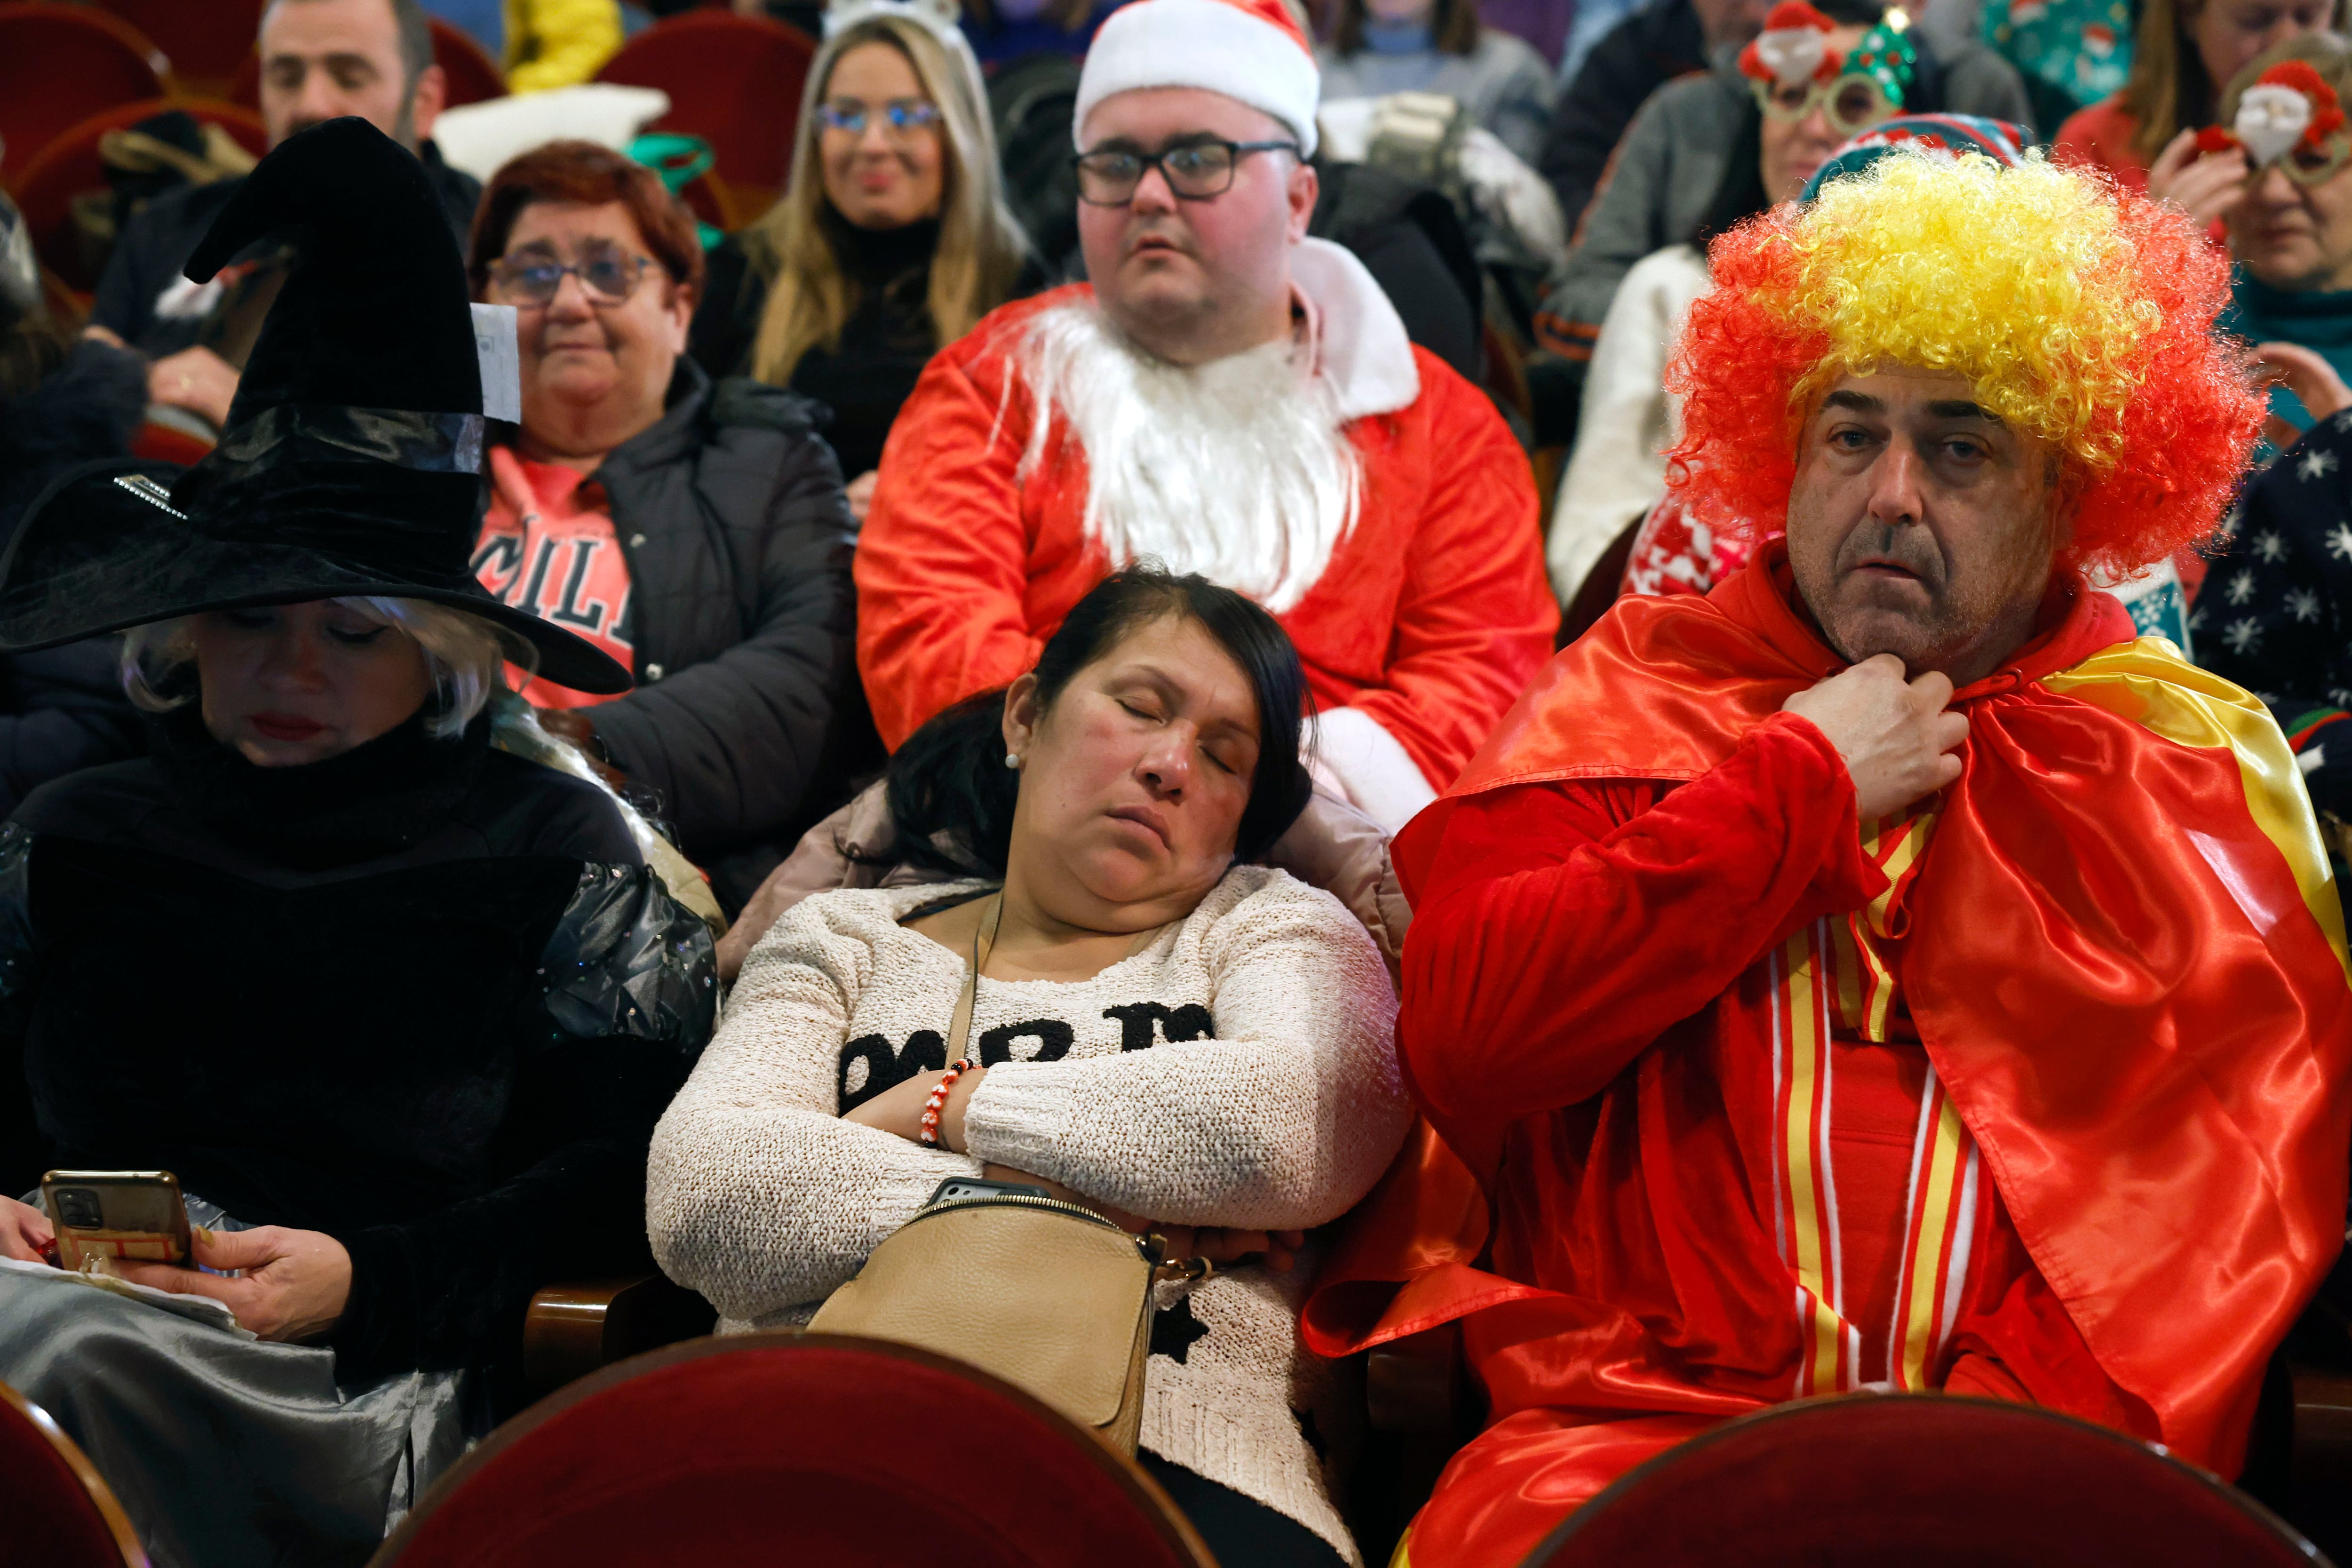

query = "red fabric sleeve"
[
  {"left": 853, "top": 337, "right": 1050, "bottom": 750},
  {"left": 1399, "top": 712, "right": 1886, "bottom": 1131},
  {"left": 1344, "top": 361, "right": 1560, "bottom": 788}
]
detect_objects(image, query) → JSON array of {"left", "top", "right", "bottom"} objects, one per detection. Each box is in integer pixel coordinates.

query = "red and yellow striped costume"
[{"left": 1304, "top": 547, "right": 2352, "bottom": 1568}]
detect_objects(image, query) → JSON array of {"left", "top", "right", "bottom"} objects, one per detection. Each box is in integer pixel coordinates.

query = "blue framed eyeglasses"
[{"left": 816, "top": 99, "right": 942, "bottom": 139}]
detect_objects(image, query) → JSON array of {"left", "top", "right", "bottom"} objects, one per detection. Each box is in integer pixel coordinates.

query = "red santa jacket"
[
  {"left": 853, "top": 268, "right": 1557, "bottom": 794},
  {"left": 1306, "top": 546, "right": 2352, "bottom": 1485}
]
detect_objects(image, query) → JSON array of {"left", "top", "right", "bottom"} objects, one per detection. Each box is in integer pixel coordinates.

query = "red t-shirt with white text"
[{"left": 474, "top": 445, "right": 636, "bottom": 708}]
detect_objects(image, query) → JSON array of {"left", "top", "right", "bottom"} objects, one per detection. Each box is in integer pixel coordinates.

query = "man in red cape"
[{"left": 1303, "top": 145, "right": 2352, "bottom": 1566}]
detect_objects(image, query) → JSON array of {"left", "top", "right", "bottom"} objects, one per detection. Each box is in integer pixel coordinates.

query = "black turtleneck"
[
  {"left": 0, "top": 708, "right": 713, "bottom": 1407},
  {"left": 145, "top": 702, "right": 493, "bottom": 868},
  {"left": 787, "top": 209, "right": 946, "bottom": 481}
]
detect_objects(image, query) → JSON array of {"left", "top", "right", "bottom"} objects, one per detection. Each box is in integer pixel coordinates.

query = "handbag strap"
[
  {"left": 944, "top": 892, "right": 1004, "bottom": 1068},
  {"left": 946, "top": 892, "right": 1168, "bottom": 1067}
]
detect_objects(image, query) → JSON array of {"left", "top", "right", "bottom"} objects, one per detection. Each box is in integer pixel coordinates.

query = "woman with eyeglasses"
[
  {"left": 693, "top": 7, "right": 1035, "bottom": 524},
  {"left": 469, "top": 140, "right": 868, "bottom": 913},
  {"left": 2052, "top": 0, "right": 2336, "bottom": 220},
  {"left": 2207, "top": 38, "right": 2352, "bottom": 436}
]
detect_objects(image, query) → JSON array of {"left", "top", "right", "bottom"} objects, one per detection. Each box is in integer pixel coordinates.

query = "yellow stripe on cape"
[{"left": 2041, "top": 637, "right": 2349, "bottom": 978}]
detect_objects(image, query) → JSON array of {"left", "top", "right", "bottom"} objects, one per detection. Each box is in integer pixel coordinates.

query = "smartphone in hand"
[{"left": 42, "top": 1170, "right": 193, "bottom": 1270}]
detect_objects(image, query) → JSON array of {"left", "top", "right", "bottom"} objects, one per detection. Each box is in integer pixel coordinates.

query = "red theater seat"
[
  {"left": 0, "top": 1381, "right": 148, "bottom": 1568},
  {"left": 92, "top": 0, "right": 266, "bottom": 97},
  {"left": 11, "top": 97, "right": 268, "bottom": 291},
  {"left": 1529, "top": 1393, "right": 2320, "bottom": 1568},
  {"left": 596, "top": 11, "right": 813, "bottom": 211},
  {"left": 428, "top": 18, "right": 508, "bottom": 108},
  {"left": 0, "top": 3, "right": 167, "bottom": 188},
  {"left": 372, "top": 1333, "right": 1217, "bottom": 1568}
]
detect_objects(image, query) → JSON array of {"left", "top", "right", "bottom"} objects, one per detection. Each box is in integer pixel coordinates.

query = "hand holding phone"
[
  {"left": 42, "top": 1170, "right": 192, "bottom": 1270},
  {"left": 111, "top": 1226, "right": 353, "bottom": 1342},
  {"left": 0, "top": 1195, "right": 55, "bottom": 1264}
]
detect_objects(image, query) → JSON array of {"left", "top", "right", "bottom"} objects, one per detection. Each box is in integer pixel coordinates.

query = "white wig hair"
[
  {"left": 1011, "top": 301, "right": 1359, "bottom": 615},
  {"left": 119, "top": 596, "right": 536, "bottom": 739}
]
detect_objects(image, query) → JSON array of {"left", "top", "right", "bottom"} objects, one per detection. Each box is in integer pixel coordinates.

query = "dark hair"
[
  {"left": 1335, "top": 0, "right": 1480, "bottom": 56},
  {"left": 466, "top": 140, "right": 708, "bottom": 303},
  {"left": 885, "top": 568, "right": 1313, "bottom": 880},
  {"left": 389, "top": 0, "right": 432, "bottom": 88}
]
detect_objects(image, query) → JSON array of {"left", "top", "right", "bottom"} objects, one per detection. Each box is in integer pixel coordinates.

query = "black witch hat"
[{"left": 0, "top": 118, "right": 629, "bottom": 694}]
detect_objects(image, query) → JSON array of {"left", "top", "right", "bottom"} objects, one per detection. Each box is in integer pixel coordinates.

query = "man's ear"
[
  {"left": 1286, "top": 157, "right": 1319, "bottom": 245},
  {"left": 1001, "top": 674, "right": 1042, "bottom": 762},
  {"left": 409, "top": 62, "right": 448, "bottom": 145}
]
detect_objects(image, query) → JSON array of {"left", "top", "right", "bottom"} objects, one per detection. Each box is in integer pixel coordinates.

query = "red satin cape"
[{"left": 1307, "top": 551, "right": 2352, "bottom": 1558}]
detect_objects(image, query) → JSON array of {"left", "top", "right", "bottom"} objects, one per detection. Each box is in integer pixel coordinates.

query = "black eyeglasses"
[
  {"left": 488, "top": 244, "right": 658, "bottom": 307},
  {"left": 1072, "top": 138, "right": 1300, "bottom": 205}
]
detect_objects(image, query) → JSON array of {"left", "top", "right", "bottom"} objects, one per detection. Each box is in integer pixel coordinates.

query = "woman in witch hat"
[{"left": 0, "top": 118, "right": 718, "bottom": 1568}]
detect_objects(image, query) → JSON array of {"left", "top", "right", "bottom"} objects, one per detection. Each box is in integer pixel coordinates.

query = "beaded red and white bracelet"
[{"left": 919, "top": 1061, "right": 970, "bottom": 1148}]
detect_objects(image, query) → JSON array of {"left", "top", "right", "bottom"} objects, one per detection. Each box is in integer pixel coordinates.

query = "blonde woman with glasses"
[{"left": 698, "top": 2, "right": 1037, "bottom": 519}]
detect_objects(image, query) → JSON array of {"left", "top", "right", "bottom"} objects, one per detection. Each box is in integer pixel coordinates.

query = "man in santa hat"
[
  {"left": 1303, "top": 144, "right": 2352, "bottom": 1564},
  {"left": 851, "top": 0, "right": 1557, "bottom": 831}
]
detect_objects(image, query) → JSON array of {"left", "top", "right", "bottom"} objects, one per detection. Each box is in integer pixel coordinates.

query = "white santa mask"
[
  {"left": 1013, "top": 302, "right": 1359, "bottom": 614},
  {"left": 1753, "top": 24, "right": 1830, "bottom": 88},
  {"left": 2237, "top": 82, "right": 2314, "bottom": 166}
]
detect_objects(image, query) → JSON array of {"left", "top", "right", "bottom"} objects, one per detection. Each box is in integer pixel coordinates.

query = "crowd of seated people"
[{"left": 4, "top": 0, "right": 2352, "bottom": 1563}]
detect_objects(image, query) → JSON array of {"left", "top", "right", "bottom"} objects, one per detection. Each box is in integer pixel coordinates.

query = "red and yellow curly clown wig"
[{"left": 1663, "top": 148, "right": 2262, "bottom": 579}]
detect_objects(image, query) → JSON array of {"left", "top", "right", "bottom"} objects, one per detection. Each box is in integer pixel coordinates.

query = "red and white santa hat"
[
  {"left": 1073, "top": 0, "right": 1322, "bottom": 158},
  {"left": 1739, "top": 1, "right": 1842, "bottom": 88}
]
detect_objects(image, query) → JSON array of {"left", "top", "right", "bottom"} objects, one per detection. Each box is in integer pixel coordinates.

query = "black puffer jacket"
[{"left": 552, "top": 358, "right": 872, "bottom": 910}]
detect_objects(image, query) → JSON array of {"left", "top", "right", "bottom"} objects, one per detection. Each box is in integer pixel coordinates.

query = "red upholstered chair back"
[
  {"left": 428, "top": 18, "right": 508, "bottom": 108},
  {"left": 11, "top": 97, "right": 269, "bottom": 291},
  {"left": 371, "top": 1332, "right": 1218, "bottom": 1568},
  {"left": 594, "top": 11, "right": 814, "bottom": 212},
  {"left": 90, "top": 0, "right": 265, "bottom": 97},
  {"left": 1529, "top": 1394, "right": 2321, "bottom": 1568},
  {"left": 0, "top": 1381, "right": 150, "bottom": 1568},
  {"left": 0, "top": 3, "right": 167, "bottom": 186}
]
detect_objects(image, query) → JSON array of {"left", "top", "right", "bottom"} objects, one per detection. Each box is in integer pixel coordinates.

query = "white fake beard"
[{"left": 1014, "top": 302, "right": 1359, "bottom": 614}]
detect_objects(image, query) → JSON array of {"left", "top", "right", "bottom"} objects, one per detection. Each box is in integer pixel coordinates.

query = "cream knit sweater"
[{"left": 647, "top": 866, "right": 1406, "bottom": 1562}]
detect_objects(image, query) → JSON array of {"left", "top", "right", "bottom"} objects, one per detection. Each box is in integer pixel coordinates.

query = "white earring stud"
[{"left": 1005, "top": 752, "right": 1021, "bottom": 769}]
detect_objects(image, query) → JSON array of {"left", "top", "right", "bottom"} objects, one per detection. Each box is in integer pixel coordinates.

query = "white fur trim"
[
  {"left": 1291, "top": 237, "right": 1419, "bottom": 421},
  {"left": 1307, "top": 707, "right": 1436, "bottom": 836},
  {"left": 1074, "top": 0, "right": 1322, "bottom": 158},
  {"left": 427, "top": 83, "right": 670, "bottom": 183}
]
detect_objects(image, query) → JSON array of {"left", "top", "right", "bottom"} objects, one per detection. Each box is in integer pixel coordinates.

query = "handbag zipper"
[{"left": 911, "top": 1192, "right": 1202, "bottom": 1275}]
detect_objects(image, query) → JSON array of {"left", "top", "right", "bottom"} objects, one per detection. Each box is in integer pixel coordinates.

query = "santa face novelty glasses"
[
  {"left": 2217, "top": 71, "right": 2352, "bottom": 186},
  {"left": 1741, "top": 5, "right": 1916, "bottom": 139},
  {"left": 1751, "top": 71, "right": 1901, "bottom": 135},
  {"left": 1073, "top": 138, "right": 1303, "bottom": 204}
]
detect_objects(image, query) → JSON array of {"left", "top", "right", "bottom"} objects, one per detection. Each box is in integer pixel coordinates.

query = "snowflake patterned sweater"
[
  {"left": 2199, "top": 408, "right": 2352, "bottom": 819},
  {"left": 646, "top": 867, "right": 1408, "bottom": 1562}
]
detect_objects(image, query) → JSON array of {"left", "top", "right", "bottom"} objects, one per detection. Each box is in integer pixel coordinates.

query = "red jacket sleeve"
[
  {"left": 854, "top": 335, "right": 1047, "bottom": 750},
  {"left": 1347, "top": 358, "right": 1561, "bottom": 787},
  {"left": 1400, "top": 713, "right": 1883, "bottom": 1131}
]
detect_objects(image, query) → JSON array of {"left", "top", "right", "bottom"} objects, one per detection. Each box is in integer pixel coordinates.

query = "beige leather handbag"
[{"left": 809, "top": 894, "right": 1203, "bottom": 1453}]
